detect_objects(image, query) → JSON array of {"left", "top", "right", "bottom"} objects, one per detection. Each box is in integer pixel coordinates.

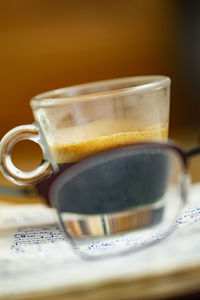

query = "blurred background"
[{"left": 0, "top": 0, "right": 200, "bottom": 191}]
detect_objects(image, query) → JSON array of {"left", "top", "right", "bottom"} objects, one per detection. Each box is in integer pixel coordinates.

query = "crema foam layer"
[{"left": 49, "top": 122, "right": 168, "bottom": 164}]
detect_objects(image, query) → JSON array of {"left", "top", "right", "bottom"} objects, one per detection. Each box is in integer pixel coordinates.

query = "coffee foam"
[{"left": 49, "top": 121, "right": 168, "bottom": 164}]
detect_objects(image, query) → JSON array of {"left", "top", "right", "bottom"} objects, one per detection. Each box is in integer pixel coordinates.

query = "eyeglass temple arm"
[{"left": 185, "top": 146, "right": 200, "bottom": 158}]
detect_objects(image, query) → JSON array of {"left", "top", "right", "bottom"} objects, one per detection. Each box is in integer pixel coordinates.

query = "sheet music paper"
[{"left": 0, "top": 184, "right": 200, "bottom": 298}]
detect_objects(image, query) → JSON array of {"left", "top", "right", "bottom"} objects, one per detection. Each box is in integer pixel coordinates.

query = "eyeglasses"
[{"left": 1, "top": 140, "right": 200, "bottom": 260}]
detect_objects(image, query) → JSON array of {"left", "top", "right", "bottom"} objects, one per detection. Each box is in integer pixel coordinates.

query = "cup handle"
[{"left": 0, "top": 124, "right": 52, "bottom": 185}]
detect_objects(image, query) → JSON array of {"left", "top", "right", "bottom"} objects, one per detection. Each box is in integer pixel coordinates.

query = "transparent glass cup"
[{"left": 0, "top": 76, "right": 171, "bottom": 238}]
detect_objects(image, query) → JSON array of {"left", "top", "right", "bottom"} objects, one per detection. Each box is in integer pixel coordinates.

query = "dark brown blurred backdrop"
[{"left": 0, "top": 0, "right": 200, "bottom": 183}]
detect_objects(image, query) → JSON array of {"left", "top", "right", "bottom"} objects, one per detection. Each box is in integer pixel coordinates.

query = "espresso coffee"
[{"left": 50, "top": 122, "right": 168, "bottom": 164}]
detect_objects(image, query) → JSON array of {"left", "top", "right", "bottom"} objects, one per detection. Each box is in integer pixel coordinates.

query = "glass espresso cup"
[{"left": 0, "top": 76, "right": 171, "bottom": 237}]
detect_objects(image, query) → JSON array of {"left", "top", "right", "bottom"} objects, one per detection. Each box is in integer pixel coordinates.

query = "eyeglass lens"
[{"left": 50, "top": 147, "right": 185, "bottom": 257}]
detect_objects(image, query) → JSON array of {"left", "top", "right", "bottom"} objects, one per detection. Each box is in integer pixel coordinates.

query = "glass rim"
[{"left": 30, "top": 75, "right": 171, "bottom": 108}]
